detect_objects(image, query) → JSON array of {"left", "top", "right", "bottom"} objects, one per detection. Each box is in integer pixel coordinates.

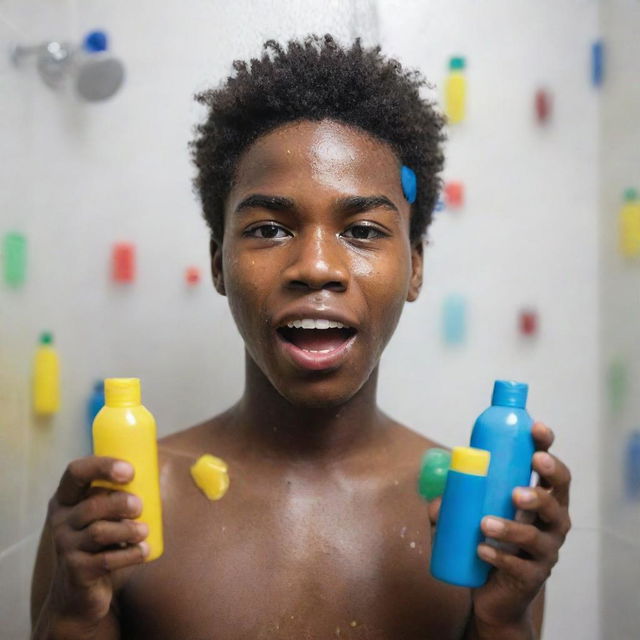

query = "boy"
[{"left": 31, "top": 35, "right": 571, "bottom": 639}]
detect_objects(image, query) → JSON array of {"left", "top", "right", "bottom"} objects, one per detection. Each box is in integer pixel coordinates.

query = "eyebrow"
[{"left": 234, "top": 193, "right": 399, "bottom": 217}]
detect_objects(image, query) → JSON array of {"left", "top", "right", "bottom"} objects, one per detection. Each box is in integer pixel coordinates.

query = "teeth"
[{"left": 285, "top": 318, "right": 349, "bottom": 329}]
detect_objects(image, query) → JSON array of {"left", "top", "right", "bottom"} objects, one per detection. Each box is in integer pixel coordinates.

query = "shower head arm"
[{"left": 10, "top": 41, "right": 74, "bottom": 68}]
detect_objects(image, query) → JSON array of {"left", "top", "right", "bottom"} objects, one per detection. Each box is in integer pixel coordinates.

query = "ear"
[
  {"left": 407, "top": 239, "right": 423, "bottom": 302},
  {"left": 210, "top": 236, "right": 226, "bottom": 296}
]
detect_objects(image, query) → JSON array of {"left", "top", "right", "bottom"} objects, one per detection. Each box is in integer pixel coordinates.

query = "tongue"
[{"left": 285, "top": 328, "right": 351, "bottom": 351}]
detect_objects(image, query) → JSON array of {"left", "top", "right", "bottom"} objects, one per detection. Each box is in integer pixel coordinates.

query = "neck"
[{"left": 229, "top": 350, "right": 384, "bottom": 462}]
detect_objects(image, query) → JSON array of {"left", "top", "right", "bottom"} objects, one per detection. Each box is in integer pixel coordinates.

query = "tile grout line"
[
  {"left": 0, "top": 531, "right": 39, "bottom": 563},
  {"left": 0, "top": 10, "right": 30, "bottom": 38}
]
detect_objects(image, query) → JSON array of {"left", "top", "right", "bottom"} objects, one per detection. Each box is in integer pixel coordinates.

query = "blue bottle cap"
[
  {"left": 492, "top": 380, "right": 528, "bottom": 408},
  {"left": 83, "top": 30, "right": 109, "bottom": 53}
]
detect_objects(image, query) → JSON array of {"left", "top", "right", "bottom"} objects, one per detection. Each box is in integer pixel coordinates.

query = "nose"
[{"left": 282, "top": 227, "right": 348, "bottom": 292}]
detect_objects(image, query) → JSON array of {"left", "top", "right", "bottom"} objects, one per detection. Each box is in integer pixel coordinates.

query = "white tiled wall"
[
  {"left": 2, "top": 1, "right": 635, "bottom": 638},
  {"left": 599, "top": 2, "right": 640, "bottom": 639}
]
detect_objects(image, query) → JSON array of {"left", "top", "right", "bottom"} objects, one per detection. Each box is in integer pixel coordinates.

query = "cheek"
[
  {"left": 354, "top": 250, "right": 412, "bottom": 332},
  {"left": 222, "top": 249, "right": 267, "bottom": 338}
]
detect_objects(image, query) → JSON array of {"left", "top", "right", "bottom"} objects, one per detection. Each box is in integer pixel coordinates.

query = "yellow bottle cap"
[
  {"left": 450, "top": 446, "right": 490, "bottom": 476},
  {"left": 104, "top": 378, "right": 141, "bottom": 407}
]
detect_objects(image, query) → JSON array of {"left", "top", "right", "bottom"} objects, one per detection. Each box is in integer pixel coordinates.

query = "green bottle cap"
[
  {"left": 417, "top": 447, "right": 451, "bottom": 501},
  {"left": 449, "top": 56, "right": 466, "bottom": 71},
  {"left": 40, "top": 332, "right": 53, "bottom": 345},
  {"left": 623, "top": 188, "right": 638, "bottom": 202}
]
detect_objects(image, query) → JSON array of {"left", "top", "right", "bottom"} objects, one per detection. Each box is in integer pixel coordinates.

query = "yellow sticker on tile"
[{"left": 190, "top": 454, "right": 230, "bottom": 500}]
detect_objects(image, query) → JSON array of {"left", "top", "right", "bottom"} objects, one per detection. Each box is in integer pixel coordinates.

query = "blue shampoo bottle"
[
  {"left": 430, "top": 446, "right": 491, "bottom": 587},
  {"left": 470, "top": 380, "right": 535, "bottom": 521},
  {"left": 87, "top": 380, "right": 105, "bottom": 451}
]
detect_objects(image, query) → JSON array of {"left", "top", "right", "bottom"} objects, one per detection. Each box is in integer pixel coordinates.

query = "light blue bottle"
[
  {"left": 430, "top": 446, "right": 491, "bottom": 587},
  {"left": 625, "top": 430, "right": 640, "bottom": 501},
  {"left": 87, "top": 380, "right": 105, "bottom": 451},
  {"left": 470, "top": 380, "right": 535, "bottom": 521}
]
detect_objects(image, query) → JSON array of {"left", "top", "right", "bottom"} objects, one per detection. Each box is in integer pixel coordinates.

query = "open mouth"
[{"left": 276, "top": 326, "right": 357, "bottom": 353}]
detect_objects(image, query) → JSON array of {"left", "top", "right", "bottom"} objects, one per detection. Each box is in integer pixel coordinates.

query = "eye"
[
  {"left": 245, "top": 223, "right": 290, "bottom": 239},
  {"left": 342, "top": 224, "right": 387, "bottom": 240}
]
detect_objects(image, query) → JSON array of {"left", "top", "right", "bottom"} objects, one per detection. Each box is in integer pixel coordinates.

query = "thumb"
[{"left": 427, "top": 496, "right": 441, "bottom": 527}]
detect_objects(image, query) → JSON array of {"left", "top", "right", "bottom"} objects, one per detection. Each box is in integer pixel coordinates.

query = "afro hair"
[{"left": 190, "top": 33, "right": 445, "bottom": 244}]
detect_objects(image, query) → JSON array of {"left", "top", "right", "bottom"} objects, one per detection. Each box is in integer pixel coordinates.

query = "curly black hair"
[{"left": 190, "top": 34, "right": 445, "bottom": 244}]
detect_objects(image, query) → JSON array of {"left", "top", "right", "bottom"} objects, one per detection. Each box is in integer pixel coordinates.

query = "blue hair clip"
[{"left": 401, "top": 165, "right": 417, "bottom": 204}]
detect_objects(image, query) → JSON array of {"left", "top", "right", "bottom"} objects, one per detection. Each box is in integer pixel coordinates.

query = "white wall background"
[
  {"left": 598, "top": 2, "right": 640, "bottom": 639},
  {"left": 1, "top": 0, "right": 636, "bottom": 638}
]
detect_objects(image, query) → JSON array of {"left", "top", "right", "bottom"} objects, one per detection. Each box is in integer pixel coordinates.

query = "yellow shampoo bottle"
[
  {"left": 445, "top": 56, "right": 466, "bottom": 125},
  {"left": 92, "top": 378, "right": 163, "bottom": 561},
  {"left": 619, "top": 188, "right": 640, "bottom": 257},
  {"left": 33, "top": 332, "right": 60, "bottom": 415}
]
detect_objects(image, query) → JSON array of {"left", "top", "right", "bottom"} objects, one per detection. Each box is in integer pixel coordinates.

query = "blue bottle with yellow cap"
[
  {"left": 470, "top": 380, "right": 535, "bottom": 521},
  {"left": 430, "top": 446, "right": 491, "bottom": 587}
]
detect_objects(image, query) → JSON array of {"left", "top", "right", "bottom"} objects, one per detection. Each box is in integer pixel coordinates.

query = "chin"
[{"left": 273, "top": 376, "right": 364, "bottom": 410}]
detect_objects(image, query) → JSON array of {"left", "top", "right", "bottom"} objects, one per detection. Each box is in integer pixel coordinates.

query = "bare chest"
[{"left": 118, "top": 472, "right": 470, "bottom": 639}]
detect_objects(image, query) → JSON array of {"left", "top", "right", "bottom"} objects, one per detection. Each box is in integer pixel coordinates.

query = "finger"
[
  {"left": 91, "top": 543, "right": 149, "bottom": 575},
  {"left": 481, "top": 516, "right": 558, "bottom": 562},
  {"left": 512, "top": 487, "right": 564, "bottom": 527},
  {"left": 477, "top": 543, "right": 550, "bottom": 590},
  {"left": 531, "top": 422, "right": 554, "bottom": 452},
  {"left": 67, "top": 543, "right": 149, "bottom": 586},
  {"left": 79, "top": 520, "right": 148, "bottom": 553},
  {"left": 427, "top": 497, "right": 441, "bottom": 527},
  {"left": 532, "top": 452, "right": 571, "bottom": 507},
  {"left": 56, "top": 457, "right": 134, "bottom": 506},
  {"left": 68, "top": 491, "right": 142, "bottom": 530}
]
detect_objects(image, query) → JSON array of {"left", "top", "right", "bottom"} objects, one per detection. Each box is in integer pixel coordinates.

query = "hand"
[
  {"left": 472, "top": 422, "right": 572, "bottom": 631},
  {"left": 43, "top": 457, "right": 149, "bottom": 632}
]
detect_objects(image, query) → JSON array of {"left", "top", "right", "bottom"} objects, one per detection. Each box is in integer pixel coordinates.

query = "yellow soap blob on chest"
[{"left": 190, "top": 454, "right": 230, "bottom": 500}]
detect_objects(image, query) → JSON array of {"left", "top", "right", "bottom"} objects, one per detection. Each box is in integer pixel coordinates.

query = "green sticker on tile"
[
  {"left": 3, "top": 232, "right": 27, "bottom": 287},
  {"left": 608, "top": 358, "right": 627, "bottom": 414}
]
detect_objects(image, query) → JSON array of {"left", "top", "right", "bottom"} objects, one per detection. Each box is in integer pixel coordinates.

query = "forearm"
[
  {"left": 31, "top": 593, "right": 118, "bottom": 640},
  {"left": 462, "top": 610, "right": 536, "bottom": 640},
  {"left": 32, "top": 602, "right": 98, "bottom": 640}
]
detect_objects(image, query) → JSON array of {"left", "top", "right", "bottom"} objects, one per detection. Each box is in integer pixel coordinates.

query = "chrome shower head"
[
  {"left": 11, "top": 30, "right": 125, "bottom": 102},
  {"left": 75, "top": 53, "right": 125, "bottom": 101}
]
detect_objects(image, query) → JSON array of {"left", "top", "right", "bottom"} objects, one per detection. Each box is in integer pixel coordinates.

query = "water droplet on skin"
[
  {"left": 350, "top": 620, "right": 358, "bottom": 627},
  {"left": 400, "top": 526, "right": 407, "bottom": 538}
]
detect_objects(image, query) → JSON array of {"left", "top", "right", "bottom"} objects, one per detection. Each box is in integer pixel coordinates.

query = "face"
[{"left": 211, "top": 119, "right": 423, "bottom": 407}]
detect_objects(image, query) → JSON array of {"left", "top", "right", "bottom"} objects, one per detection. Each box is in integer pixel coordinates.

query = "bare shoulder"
[
  {"left": 364, "top": 413, "right": 449, "bottom": 494},
  {"left": 152, "top": 406, "right": 238, "bottom": 501},
  {"left": 382, "top": 413, "right": 448, "bottom": 461},
  {"left": 158, "top": 406, "right": 235, "bottom": 457}
]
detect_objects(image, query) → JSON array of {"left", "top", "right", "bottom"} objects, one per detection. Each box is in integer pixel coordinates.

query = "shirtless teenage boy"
[{"left": 31, "top": 35, "right": 571, "bottom": 639}]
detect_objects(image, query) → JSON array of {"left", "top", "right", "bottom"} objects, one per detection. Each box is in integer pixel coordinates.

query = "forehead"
[{"left": 231, "top": 119, "right": 401, "bottom": 194}]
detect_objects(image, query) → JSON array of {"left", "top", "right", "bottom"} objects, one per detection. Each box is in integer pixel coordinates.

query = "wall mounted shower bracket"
[{"left": 10, "top": 31, "right": 125, "bottom": 101}]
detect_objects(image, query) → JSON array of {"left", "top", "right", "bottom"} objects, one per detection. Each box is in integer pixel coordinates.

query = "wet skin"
[
  {"left": 31, "top": 119, "right": 561, "bottom": 639},
  {"left": 117, "top": 119, "right": 470, "bottom": 638}
]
